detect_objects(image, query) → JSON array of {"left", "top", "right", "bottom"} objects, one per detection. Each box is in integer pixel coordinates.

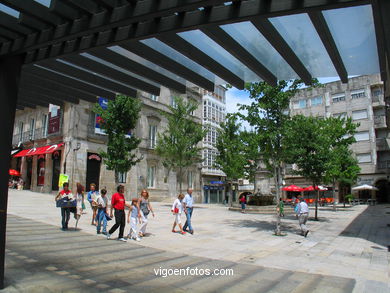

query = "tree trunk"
[
  {"left": 114, "top": 171, "right": 119, "bottom": 185},
  {"left": 179, "top": 166, "right": 182, "bottom": 194},
  {"left": 274, "top": 166, "right": 282, "bottom": 235},
  {"left": 332, "top": 179, "right": 336, "bottom": 211},
  {"left": 228, "top": 183, "right": 233, "bottom": 207},
  {"left": 314, "top": 187, "right": 319, "bottom": 221}
]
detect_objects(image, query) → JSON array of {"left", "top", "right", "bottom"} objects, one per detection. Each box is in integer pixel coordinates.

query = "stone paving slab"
[
  {"left": 4, "top": 214, "right": 356, "bottom": 293},
  {"left": 4, "top": 190, "right": 390, "bottom": 292}
]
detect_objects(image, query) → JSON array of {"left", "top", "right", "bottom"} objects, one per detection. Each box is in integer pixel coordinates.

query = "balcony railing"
[
  {"left": 12, "top": 126, "right": 61, "bottom": 145},
  {"left": 376, "top": 138, "right": 390, "bottom": 151},
  {"left": 377, "top": 160, "right": 390, "bottom": 170},
  {"left": 374, "top": 115, "right": 387, "bottom": 128}
]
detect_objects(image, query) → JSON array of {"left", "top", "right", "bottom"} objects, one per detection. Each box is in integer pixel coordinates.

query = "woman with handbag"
[
  {"left": 137, "top": 189, "right": 155, "bottom": 237},
  {"left": 55, "top": 182, "right": 73, "bottom": 231},
  {"left": 171, "top": 194, "right": 186, "bottom": 235}
]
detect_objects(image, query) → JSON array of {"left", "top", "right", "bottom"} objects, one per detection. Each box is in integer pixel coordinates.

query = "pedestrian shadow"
[
  {"left": 339, "top": 205, "right": 389, "bottom": 248},
  {"left": 224, "top": 219, "right": 300, "bottom": 234}
]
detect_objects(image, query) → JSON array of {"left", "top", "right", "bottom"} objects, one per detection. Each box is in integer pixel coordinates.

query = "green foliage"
[
  {"left": 215, "top": 114, "right": 246, "bottom": 180},
  {"left": 240, "top": 130, "right": 261, "bottom": 183},
  {"left": 93, "top": 95, "right": 142, "bottom": 181},
  {"left": 155, "top": 96, "right": 206, "bottom": 192}
]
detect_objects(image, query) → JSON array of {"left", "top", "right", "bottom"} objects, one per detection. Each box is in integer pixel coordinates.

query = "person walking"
[
  {"left": 87, "top": 183, "right": 99, "bottom": 226},
  {"left": 107, "top": 185, "right": 127, "bottom": 242},
  {"left": 74, "top": 183, "right": 84, "bottom": 219},
  {"left": 138, "top": 189, "right": 155, "bottom": 237},
  {"left": 296, "top": 197, "right": 310, "bottom": 237},
  {"left": 55, "top": 182, "right": 73, "bottom": 231},
  {"left": 183, "top": 188, "right": 194, "bottom": 234},
  {"left": 96, "top": 188, "right": 109, "bottom": 235},
  {"left": 171, "top": 194, "right": 186, "bottom": 234},
  {"left": 239, "top": 194, "right": 246, "bottom": 213},
  {"left": 127, "top": 198, "right": 141, "bottom": 241}
]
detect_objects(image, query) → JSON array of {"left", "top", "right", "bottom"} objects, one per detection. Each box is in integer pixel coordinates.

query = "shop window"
[
  {"left": 147, "top": 166, "right": 156, "bottom": 188},
  {"left": 37, "top": 155, "right": 45, "bottom": 186}
]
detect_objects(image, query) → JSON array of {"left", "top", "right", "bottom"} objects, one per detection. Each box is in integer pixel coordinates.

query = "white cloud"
[{"left": 225, "top": 87, "right": 253, "bottom": 130}]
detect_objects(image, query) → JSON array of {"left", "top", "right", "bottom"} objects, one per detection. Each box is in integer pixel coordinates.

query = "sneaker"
[
  {"left": 189, "top": 230, "right": 194, "bottom": 235},
  {"left": 135, "top": 237, "right": 141, "bottom": 242},
  {"left": 118, "top": 238, "right": 127, "bottom": 242},
  {"left": 97, "top": 231, "right": 101, "bottom": 234},
  {"left": 172, "top": 229, "right": 176, "bottom": 233},
  {"left": 180, "top": 231, "right": 186, "bottom": 235},
  {"left": 304, "top": 230, "right": 309, "bottom": 237},
  {"left": 107, "top": 233, "right": 111, "bottom": 240},
  {"left": 102, "top": 231, "right": 107, "bottom": 236}
]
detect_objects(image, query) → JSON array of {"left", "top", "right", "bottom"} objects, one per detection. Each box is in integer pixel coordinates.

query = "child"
[
  {"left": 96, "top": 188, "right": 109, "bottom": 235},
  {"left": 239, "top": 195, "right": 246, "bottom": 213},
  {"left": 127, "top": 198, "right": 141, "bottom": 241},
  {"left": 171, "top": 194, "right": 186, "bottom": 235}
]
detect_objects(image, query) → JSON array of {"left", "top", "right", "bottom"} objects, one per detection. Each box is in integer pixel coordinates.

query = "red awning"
[{"left": 14, "top": 143, "right": 64, "bottom": 158}]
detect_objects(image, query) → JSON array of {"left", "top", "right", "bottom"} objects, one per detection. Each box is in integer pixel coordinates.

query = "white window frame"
[
  {"left": 149, "top": 125, "right": 157, "bottom": 149},
  {"left": 147, "top": 166, "right": 156, "bottom": 188},
  {"left": 170, "top": 96, "right": 178, "bottom": 108},
  {"left": 150, "top": 94, "right": 159, "bottom": 101},
  {"left": 116, "top": 171, "right": 127, "bottom": 183},
  {"left": 356, "top": 153, "right": 371, "bottom": 163},
  {"left": 354, "top": 131, "right": 370, "bottom": 141},
  {"left": 311, "top": 96, "right": 323, "bottom": 106},
  {"left": 29, "top": 118, "right": 35, "bottom": 140},
  {"left": 42, "top": 114, "right": 48, "bottom": 137},
  {"left": 332, "top": 94, "right": 346, "bottom": 103},
  {"left": 18, "top": 121, "right": 24, "bottom": 142},
  {"left": 351, "top": 89, "right": 365, "bottom": 99},
  {"left": 333, "top": 112, "right": 347, "bottom": 119},
  {"left": 188, "top": 171, "right": 194, "bottom": 189},
  {"left": 352, "top": 109, "right": 368, "bottom": 121}
]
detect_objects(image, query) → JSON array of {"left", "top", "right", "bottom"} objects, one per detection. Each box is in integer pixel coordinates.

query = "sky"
[{"left": 225, "top": 77, "right": 343, "bottom": 115}]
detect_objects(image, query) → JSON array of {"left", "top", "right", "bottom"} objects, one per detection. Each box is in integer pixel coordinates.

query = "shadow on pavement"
[{"left": 340, "top": 205, "right": 390, "bottom": 249}]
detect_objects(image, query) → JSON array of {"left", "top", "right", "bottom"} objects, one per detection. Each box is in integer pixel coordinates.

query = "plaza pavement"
[{"left": 3, "top": 190, "right": 390, "bottom": 292}]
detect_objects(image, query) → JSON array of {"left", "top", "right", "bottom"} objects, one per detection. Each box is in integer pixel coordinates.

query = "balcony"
[
  {"left": 374, "top": 115, "right": 387, "bottom": 129},
  {"left": 371, "top": 94, "right": 385, "bottom": 108},
  {"left": 12, "top": 126, "right": 62, "bottom": 146},
  {"left": 376, "top": 138, "right": 390, "bottom": 151}
]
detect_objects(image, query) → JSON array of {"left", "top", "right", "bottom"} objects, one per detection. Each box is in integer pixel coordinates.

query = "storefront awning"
[{"left": 14, "top": 143, "right": 64, "bottom": 158}]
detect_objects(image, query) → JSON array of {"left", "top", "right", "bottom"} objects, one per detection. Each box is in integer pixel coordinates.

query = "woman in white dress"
[
  {"left": 74, "top": 183, "right": 85, "bottom": 227},
  {"left": 171, "top": 194, "right": 186, "bottom": 235}
]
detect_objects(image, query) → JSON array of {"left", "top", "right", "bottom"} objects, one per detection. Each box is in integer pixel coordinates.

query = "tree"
[
  {"left": 238, "top": 80, "right": 317, "bottom": 235},
  {"left": 323, "top": 117, "right": 360, "bottom": 209},
  {"left": 285, "top": 115, "right": 357, "bottom": 220},
  {"left": 93, "top": 94, "right": 142, "bottom": 184},
  {"left": 240, "top": 130, "right": 262, "bottom": 195},
  {"left": 155, "top": 97, "right": 206, "bottom": 193},
  {"left": 215, "top": 114, "right": 246, "bottom": 206}
]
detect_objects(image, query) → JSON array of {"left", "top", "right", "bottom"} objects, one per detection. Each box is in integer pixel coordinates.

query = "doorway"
[
  {"left": 25, "top": 157, "right": 33, "bottom": 189},
  {"left": 375, "top": 179, "right": 390, "bottom": 203},
  {"left": 86, "top": 152, "right": 101, "bottom": 192},
  {"left": 51, "top": 151, "right": 61, "bottom": 191}
]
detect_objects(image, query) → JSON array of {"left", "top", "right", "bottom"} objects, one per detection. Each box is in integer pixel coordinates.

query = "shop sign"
[
  {"left": 48, "top": 106, "right": 61, "bottom": 135},
  {"left": 95, "top": 97, "right": 108, "bottom": 135},
  {"left": 88, "top": 154, "right": 101, "bottom": 161}
]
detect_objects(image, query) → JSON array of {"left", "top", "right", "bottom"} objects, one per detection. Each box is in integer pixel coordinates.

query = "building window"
[
  {"left": 333, "top": 112, "right": 347, "bottom": 119},
  {"left": 147, "top": 166, "right": 156, "bottom": 188},
  {"left": 352, "top": 110, "right": 368, "bottom": 120},
  {"left": 351, "top": 89, "right": 365, "bottom": 99},
  {"left": 149, "top": 125, "right": 157, "bottom": 149},
  {"left": 170, "top": 96, "right": 178, "bottom": 108},
  {"left": 42, "top": 114, "right": 48, "bottom": 137},
  {"left": 372, "top": 89, "right": 382, "bottom": 97},
  {"left": 293, "top": 99, "right": 307, "bottom": 109},
  {"left": 311, "top": 96, "right": 323, "bottom": 106},
  {"left": 29, "top": 118, "right": 35, "bottom": 140},
  {"left": 354, "top": 131, "right": 370, "bottom": 141},
  {"left": 356, "top": 153, "right": 371, "bottom": 163},
  {"left": 150, "top": 95, "right": 159, "bottom": 101},
  {"left": 18, "top": 122, "right": 24, "bottom": 142},
  {"left": 188, "top": 171, "right": 194, "bottom": 189},
  {"left": 332, "top": 94, "right": 346, "bottom": 103},
  {"left": 116, "top": 171, "right": 127, "bottom": 183}
]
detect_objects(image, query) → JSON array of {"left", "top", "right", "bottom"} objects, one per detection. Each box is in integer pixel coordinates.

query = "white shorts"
[{"left": 175, "top": 213, "right": 181, "bottom": 224}]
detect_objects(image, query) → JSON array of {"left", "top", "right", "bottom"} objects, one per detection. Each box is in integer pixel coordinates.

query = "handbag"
[{"left": 174, "top": 207, "right": 179, "bottom": 214}]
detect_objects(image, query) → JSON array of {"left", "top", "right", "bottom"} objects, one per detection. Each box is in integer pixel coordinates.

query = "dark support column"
[{"left": 0, "top": 55, "right": 23, "bottom": 289}]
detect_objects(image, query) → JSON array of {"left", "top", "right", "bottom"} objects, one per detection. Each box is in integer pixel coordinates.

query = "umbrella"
[
  {"left": 9, "top": 169, "right": 21, "bottom": 176},
  {"left": 303, "top": 185, "right": 328, "bottom": 191},
  {"left": 282, "top": 185, "right": 304, "bottom": 192},
  {"left": 351, "top": 184, "right": 379, "bottom": 191}
]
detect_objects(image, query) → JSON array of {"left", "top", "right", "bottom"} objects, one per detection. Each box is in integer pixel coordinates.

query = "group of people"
[
  {"left": 55, "top": 183, "right": 195, "bottom": 241},
  {"left": 8, "top": 177, "right": 23, "bottom": 190}
]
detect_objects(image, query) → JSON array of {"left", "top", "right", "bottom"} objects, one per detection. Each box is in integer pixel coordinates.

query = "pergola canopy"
[{"left": 0, "top": 0, "right": 387, "bottom": 109}]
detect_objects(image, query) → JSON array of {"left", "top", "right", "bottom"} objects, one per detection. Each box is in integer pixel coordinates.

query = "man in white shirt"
[
  {"left": 296, "top": 197, "right": 309, "bottom": 237},
  {"left": 96, "top": 189, "right": 109, "bottom": 235},
  {"left": 183, "top": 188, "right": 194, "bottom": 235}
]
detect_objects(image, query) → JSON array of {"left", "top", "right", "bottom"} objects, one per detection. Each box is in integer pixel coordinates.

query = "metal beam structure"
[
  {"left": 157, "top": 33, "right": 245, "bottom": 89},
  {"left": 84, "top": 48, "right": 186, "bottom": 93},
  {"left": 308, "top": 11, "right": 348, "bottom": 83}
]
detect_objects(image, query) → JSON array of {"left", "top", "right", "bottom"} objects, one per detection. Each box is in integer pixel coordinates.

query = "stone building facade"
[
  {"left": 10, "top": 87, "right": 203, "bottom": 202},
  {"left": 201, "top": 85, "right": 227, "bottom": 203},
  {"left": 286, "top": 74, "right": 390, "bottom": 203}
]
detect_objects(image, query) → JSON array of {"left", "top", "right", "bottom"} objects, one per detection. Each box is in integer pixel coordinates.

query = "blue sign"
[
  {"left": 210, "top": 181, "right": 224, "bottom": 184},
  {"left": 95, "top": 97, "right": 108, "bottom": 135}
]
